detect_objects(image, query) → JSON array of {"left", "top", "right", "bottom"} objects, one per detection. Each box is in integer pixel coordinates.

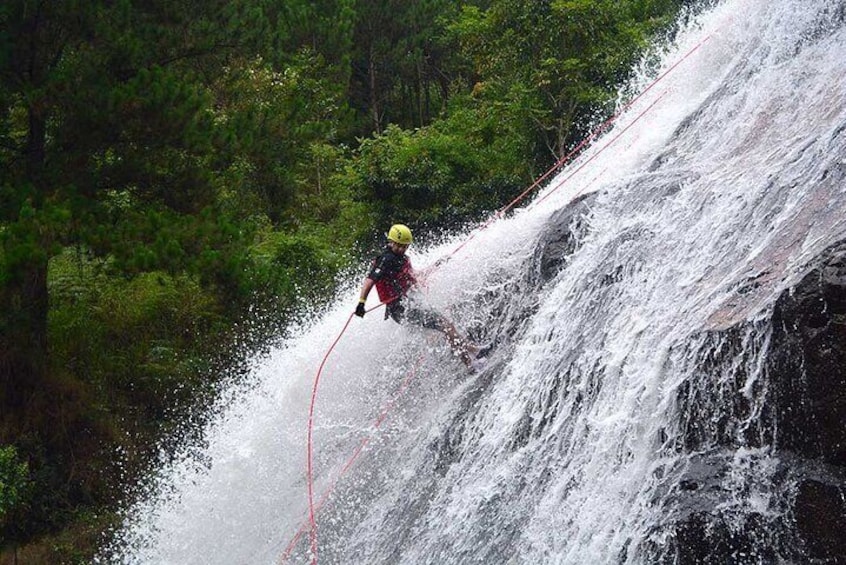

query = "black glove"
[{"left": 355, "top": 302, "right": 366, "bottom": 318}]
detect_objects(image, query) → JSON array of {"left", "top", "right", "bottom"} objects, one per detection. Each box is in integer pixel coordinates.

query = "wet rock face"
[
  {"left": 534, "top": 192, "right": 596, "bottom": 284},
  {"left": 794, "top": 478, "right": 846, "bottom": 561},
  {"left": 506, "top": 199, "right": 845, "bottom": 563},
  {"left": 534, "top": 200, "right": 846, "bottom": 563},
  {"left": 667, "top": 511, "right": 779, "bottom": 565},
  {"left": 653, "top": 241, "right": 846, "bottom": 563},
  {"left": 769, "top": 241, "right": 846, "bottom": 467},
  {"left": 767, "top": 241, "right": 846, "bottom": 562}
]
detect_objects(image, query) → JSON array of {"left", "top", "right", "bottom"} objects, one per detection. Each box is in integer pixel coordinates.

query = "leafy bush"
[
  {"left": 346, "top": 108, "right": 533, "bottom": 230},
  {"left": 0, "top": 445, "right": 31, "bottom": 545}
]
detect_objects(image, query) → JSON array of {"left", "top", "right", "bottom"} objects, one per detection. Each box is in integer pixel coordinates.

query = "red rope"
[
  {"left": 530, "top": 89, "right": 669, "bottom": 210},
  {"left": 281, "top": 352, "right": 425, "bottom": 563},
  {"left": 304, "top": 312, "right": 355, "bottom": 563},
  {"left": 423, "top": 88, "right": 668, "bottom": 277}
]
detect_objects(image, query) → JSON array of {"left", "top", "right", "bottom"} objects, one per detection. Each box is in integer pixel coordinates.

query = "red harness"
[{"left": 373, "top": 256, "right": 416, "bottom": 305}]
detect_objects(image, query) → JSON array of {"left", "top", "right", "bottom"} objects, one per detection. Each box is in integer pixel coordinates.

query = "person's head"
[{"left": 387, "top": 223, "right": 412, "bottom": 254}]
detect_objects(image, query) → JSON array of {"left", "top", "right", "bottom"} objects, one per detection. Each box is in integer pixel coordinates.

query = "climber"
[{"left": 355, "top": 223, "right": 490, "bottom": 369}]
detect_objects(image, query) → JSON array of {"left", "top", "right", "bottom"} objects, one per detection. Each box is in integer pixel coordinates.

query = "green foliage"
[
  {"left": 49, "top": 253, "right": 226, "bottom": 403},
  {"left": 250, "top": 229, "right": 341, "bottom": 307},
  {"left": 348, "top": 0, "right": 461, "bottom": 134},
  {"left": 211, "top": 53, "right": 351, "bottom": 224},
  {"left": 0, "top": 445, "right": 32, "bottom": 545},
  {"left": 447, "top": 0, "right": 683, "bottom": 161},
  {"left": 341, "top": 90, "right": 534, "bottom": 227},
  {"left": 0, "top": 446, "right": 30, "bottom": 519}
]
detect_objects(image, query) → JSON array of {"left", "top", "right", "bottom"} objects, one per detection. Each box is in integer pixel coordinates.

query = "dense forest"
[{"left": 1, "top": 0, "right": 691, "bottom": 561}]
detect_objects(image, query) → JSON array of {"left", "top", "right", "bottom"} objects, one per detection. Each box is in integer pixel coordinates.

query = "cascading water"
[{"left": 105, "top": 0, "right": 846, "bottom": 562}]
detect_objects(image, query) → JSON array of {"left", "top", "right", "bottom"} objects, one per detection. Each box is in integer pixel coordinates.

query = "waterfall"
[{"left": 105, "top": 0, "right": 846, "bottom": 562}]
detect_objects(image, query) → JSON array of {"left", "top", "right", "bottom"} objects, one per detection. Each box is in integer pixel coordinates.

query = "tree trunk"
[
  {"left": 0, "top": 258, "right": 49, "bottom": 413},
  {"left": 369, "top": 44, "right": 382, "bottom": 134},
  {"left": 417, "top": 59, "right": 424, "bottom": 127},
  {"left": 423, "top": 62, "right": 431, "bottom": 125}
]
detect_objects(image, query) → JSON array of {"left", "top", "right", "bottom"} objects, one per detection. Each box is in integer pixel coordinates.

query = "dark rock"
[
  {"left": 534, "top": 192, "right": 596, "bottom": 284},
  {"left": 769, "top": 240, "right": 846, "bottom": 467},
  {"left": 674, "top": 325, "right": 768, "bottom": 453},
  {"left": 647, "top": 240, "right": 846, "bottom": 563},
  {"left": 794, "top": 479, "right": 846, "bottom": 560},
  {"left": 465, "top": 193, "right": 599, "bottom": 368},
  {"left": 668, "top": 511, "right": 779, "bottom": 565},
  {"left": 644, "top": 452, "right": 846, "bottom": 564}
]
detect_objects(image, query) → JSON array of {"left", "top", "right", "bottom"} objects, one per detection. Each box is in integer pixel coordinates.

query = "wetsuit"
[{"left": 368, "top": 247, "right": 446, "bottom": 331}]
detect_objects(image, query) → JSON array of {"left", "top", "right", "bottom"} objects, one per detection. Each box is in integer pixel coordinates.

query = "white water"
[{"left": 107, "top": 0, "right": 846, "bottom": 562}]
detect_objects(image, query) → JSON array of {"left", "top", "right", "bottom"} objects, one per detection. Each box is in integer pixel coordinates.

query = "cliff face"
[
  {"left": 664, "top": 241, "right": 846, "bottom": 564},
  {"left": 768, "top": 241, "right": 846, "bottom": 561},
  {"left": 535, "top": 192, "right": 846, "bottom": 563},
  {"left": 771, "top": 241, "right": 846, "bottom": 468}
]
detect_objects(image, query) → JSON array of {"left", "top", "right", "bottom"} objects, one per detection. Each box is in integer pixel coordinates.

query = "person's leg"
[
  {"left": 386, "top": 302, "right": 405, "bottom": 324},
  {"left": 406, "top": 306, "right": 477, "bottom": 365},
  {"left": 439, "top": 319, "right": 477, "bottom": 366}
]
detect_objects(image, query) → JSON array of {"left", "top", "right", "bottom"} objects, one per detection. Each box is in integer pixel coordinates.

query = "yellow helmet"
[{"left": 387, "top": 224, "right": 413, "bottom": 245}]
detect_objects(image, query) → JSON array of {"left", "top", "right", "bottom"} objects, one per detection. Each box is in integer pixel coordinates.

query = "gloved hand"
[{"left": 355, "top": 301, "right": 366, "bottom": 318}]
